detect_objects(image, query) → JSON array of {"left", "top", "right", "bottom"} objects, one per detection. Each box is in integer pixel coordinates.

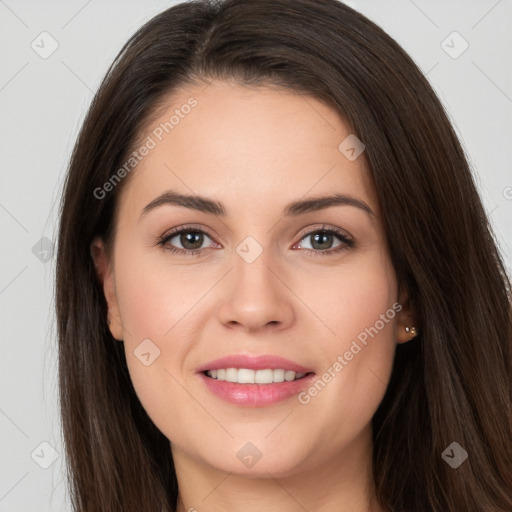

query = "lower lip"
[{"left": 198, "top": 372, "right": 316, "bottom": 407}]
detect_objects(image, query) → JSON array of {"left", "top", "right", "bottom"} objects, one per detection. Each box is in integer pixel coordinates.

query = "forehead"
[{"left": 118, "top": 79, "right": 379, "bottom": 221}]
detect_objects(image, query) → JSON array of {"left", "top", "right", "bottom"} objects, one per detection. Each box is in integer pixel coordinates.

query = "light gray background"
[{"left": 0, "top": 1, "right": 511, "bottom": 510}]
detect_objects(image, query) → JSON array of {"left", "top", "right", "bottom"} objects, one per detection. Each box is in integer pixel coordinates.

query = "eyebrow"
[{"left": 139, "top": 190, "right": 375, "bottom": 220}]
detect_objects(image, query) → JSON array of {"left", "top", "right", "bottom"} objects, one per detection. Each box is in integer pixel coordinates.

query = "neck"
[{"left": 172, "top": 424, "right": 383, "bottom": 512}]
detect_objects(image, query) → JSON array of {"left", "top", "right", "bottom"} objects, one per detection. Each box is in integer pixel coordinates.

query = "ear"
[
  {"left": 395, "top": 286, "right": 418, "bottom": 344},
  {"left": 90, "top": 236, "right": 124, "bottom": 341}
]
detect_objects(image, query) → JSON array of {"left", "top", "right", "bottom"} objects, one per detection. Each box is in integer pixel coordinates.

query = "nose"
[{"left": 216, "top": 249, "right": 295, "bottom": 333}]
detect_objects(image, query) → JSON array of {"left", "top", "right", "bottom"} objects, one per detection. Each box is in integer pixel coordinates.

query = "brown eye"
[
  {"left": 157, "top": 227, "right": 215, "bottom": 256},
  {"left": 306, "top": 231, "right": 338, "bottom": 250},
  {"left": 295, "top": 227, "right": 355, "bottom": 256},
  {"left": 174, "top": 230, "right": 207, "bottom": 250}
]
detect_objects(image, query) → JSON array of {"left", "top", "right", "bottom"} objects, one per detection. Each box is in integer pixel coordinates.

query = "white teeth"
[
  {"left": 273, "top": 369, "right": 285, "bottom": 382},
  {"left": 255, "top": 369, "right": 274, "bottom": 384},
  {"left": 225, "top": 368, "right": 238, "bottom": 382},
  {"left": 205, "top": 368, "right": 309, "bottom": 384},
  {"left": 284, "top": 370, "right": 295, "bottom": 381},
  {"left": 238, "top": 368, "right": 255, "bottom": 383}
]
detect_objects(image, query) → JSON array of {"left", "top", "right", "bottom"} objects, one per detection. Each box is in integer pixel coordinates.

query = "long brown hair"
[{"left": 55, "top": 0, "right": 512, "bottom": 510}]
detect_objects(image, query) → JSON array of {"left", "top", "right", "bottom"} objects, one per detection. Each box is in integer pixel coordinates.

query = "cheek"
[
  {"left": 330, "top": 252, "right": 397, "bottom": 375},
  {"left": 302, "top": 254, "right": 397, "bottom": 352},
  {"left": 111, "top": 249, "right": 191, "bottom": 428},
  {"left": 111, "top": 243, "right": 236, "bottom": 444},
  {"left": 114, "top": 243, "right": 204, "bottom": 344},
  {"left": 309, "top": 332, "right": 396, "bottom": 449},
  {"left": 297, "top": 255, "right": 398, "bottom": 439}
]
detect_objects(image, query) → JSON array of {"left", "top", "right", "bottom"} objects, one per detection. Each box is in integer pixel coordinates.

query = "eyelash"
[{"left": 156, "top": 224, "right": 355, "bottom": 257}]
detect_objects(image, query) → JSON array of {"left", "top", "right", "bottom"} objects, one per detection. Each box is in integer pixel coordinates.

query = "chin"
[{"left": 202, "top": 440, "right": 313, "bottom": 478}]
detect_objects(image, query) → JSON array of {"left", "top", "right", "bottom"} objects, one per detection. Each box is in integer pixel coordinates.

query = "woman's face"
[{"left": 92, "top": 79, "right": 413, "bottom": 478}]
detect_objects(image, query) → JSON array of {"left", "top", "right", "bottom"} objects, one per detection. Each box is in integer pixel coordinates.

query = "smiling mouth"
[{"left": 203, "top": 368, "right": 313, "bottom": 384}]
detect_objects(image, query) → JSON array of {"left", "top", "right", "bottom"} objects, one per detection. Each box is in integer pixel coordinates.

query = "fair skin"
[{"left": 91, "top": 79, "right": 415, "bottom": 512}]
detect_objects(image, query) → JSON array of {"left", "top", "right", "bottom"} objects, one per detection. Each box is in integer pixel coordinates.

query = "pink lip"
[
  {"left": 196, "top": 354, "right": 316, "bottom": 407},
  {"left": 198, "top": 372, "right": 317, "bottom": 407},
  {"left": 196, "top": 354, "right": 313, "bottom": 374}
]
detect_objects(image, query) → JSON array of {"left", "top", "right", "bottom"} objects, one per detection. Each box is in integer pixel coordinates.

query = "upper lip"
[{"left": 196, "top": 354, "right": 314, "bottom": 374}]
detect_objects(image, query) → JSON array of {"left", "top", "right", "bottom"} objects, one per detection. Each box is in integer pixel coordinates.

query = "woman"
[{"left": 55, "top": 0, "right": 512, "bottom": 510}]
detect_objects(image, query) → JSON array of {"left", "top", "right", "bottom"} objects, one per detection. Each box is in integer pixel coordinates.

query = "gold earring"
[{"left": 405, "top": 326, "right": 417, "bottom": 338}]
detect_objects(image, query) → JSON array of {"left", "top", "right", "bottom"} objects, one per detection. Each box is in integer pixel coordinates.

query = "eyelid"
[
  {"left": 159, "top": 223, "right": 218, "bottom": 242},
  {"left": 294, "top": 223, "right": 353, "bottom": 243}
]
